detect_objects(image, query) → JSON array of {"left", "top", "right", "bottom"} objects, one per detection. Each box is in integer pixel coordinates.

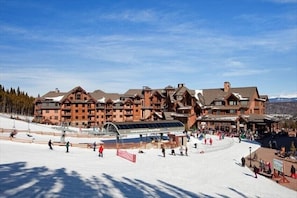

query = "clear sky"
[{"left": 0, "top": 0, "right": 296, "bottom": 98}]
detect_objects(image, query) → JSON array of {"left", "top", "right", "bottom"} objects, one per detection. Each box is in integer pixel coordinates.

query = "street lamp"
[{"left": 249, "top": 146, "right": 252, "bottom": 167}]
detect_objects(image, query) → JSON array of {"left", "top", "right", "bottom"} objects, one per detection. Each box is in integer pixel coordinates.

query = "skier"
[
  {"left": 48, "top": 139, "right": 53, "bottom": 150},
  {"left": 161, "top": 145, "right": 165, "bottom": 157},
  {"left": 253, "top": 165, "right": 259, "bottom": 178},
  {"left": 209, "top": 138, "right": 213, "bottom": 145},
  {"left": 241, "top": 157, "right": 245, "bottom": 167},
  {"left": 66, "top": 141, "right": 70, "bottom": 153},
  {"left": 93, "top": 142, "right": 97, "bottom": 152},
  {"left": 180, "top": 146, "right": 184, "bottom": 156},
  {"left": 98, "top": 144, "right": 104, "bottom": 157},
  {"left": 171, "top": 148, "right": 176, "bottom": 155}
]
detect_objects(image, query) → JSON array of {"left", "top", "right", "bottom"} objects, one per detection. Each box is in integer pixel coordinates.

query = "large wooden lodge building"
[{"left": 33, "top": 82, "right": 276, "bottom": 133}]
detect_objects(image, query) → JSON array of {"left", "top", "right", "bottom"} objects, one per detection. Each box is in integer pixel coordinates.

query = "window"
[
  {"left": 76, "top": 93, "right": 81, "bottom": 100},
  {"left": 241, "top": 101, "right": 248, "bottom": 106},
  {"left": 229, "top": 101, "right": 237, "bottom": 105},
  {"left": 229, "top": 109, "right": 236, "bottom": 114},
  {"left": 214, "top": 101, "right": 222, "bottom": 106}
]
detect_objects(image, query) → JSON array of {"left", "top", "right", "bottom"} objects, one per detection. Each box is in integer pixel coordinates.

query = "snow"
[
  {"left": 45, "top": 95, "right": 64, "bottom": 102},
  {"left": 0, "top": 115, "right": 296, "bottom": 198}
]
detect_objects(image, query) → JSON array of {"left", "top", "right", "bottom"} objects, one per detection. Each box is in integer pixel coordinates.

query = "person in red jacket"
[
  {"left": 209, "top": 138, "right": 213, "bottom": 145},
  {"left": 98, "top": 144, "right": 104, "bottom": 157}
]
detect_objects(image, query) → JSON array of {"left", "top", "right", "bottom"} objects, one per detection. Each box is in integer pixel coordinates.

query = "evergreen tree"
[{"left": 0, "top": 84, "right": 35, "bottom": 116}]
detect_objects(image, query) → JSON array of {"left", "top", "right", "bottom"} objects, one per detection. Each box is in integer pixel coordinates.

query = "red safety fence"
[{"left": 116, "top": 149, "right": 136, "bottom": 163}]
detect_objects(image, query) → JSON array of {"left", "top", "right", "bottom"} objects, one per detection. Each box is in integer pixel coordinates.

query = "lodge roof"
[
  {"left": 38, "top": 83, "right": 264, "bottom": 106},
  {"left": 201, "top": 87, "right": 259, "bottom": 105}
]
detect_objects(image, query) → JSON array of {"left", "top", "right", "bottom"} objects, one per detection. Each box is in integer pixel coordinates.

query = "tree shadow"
[
  {"left": 0, "top": 162, "right": 97, "bottom": 197},
  {"left": 0, "top": 162, "right": 251, "bottom": 198}
]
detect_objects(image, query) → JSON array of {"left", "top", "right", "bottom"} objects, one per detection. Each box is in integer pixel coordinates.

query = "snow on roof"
[
  {"left": 113, "top": 99, "right": 122, "bottom": 103},
  {"left": 233, "top": 92, "right": 249, "bottom": 100},
  {"left": 194, "top": 89, "right": 203, "bottom": 100},
  {"left": 97, "top": 97, "right": 105, "bottom": 103},
  {"left": 45, "top": 95, "right": 64, "bottom": 102}
]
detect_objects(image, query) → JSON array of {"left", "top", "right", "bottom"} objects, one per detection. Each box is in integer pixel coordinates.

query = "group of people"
[
  {"left": 48, "top": 140, "right": 104, "bottom": 157},
  {"left": 162, "top": 145, "right": 188, "bottom": 157},
  {"left": 204, "top": 138, "right": 213, "bottom": 145},
  {"left": 48, "top": 139, "right": 71, "bottom": 152},
  {"left": 93, "top": 141, "right": 104, "bottom": 157}
]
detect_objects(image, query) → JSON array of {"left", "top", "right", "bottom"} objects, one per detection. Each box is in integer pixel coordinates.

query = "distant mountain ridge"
[
  {"left": 268, "top": 97, "right": 297, "bottom": 103},
  {"left": 266, "top": 101, "right": 297, "bottom": 116}
]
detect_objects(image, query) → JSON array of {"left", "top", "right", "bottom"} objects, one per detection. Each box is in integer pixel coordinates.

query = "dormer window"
[
  {"left": 229, "top": 100, "right": 237, "bottom": 105},
  {"left": 214, "top": 101, "right": 223, "bottom": 106},
  {"left": 76, "top": 93, "right": 81, "bottom": 100}
]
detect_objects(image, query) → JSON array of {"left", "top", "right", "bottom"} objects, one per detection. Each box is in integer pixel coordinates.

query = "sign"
[{"left": 273, "top": 159, "right": 283, "bottom": 172}]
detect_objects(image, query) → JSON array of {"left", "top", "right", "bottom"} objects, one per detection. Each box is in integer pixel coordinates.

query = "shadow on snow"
[{"left": 0, "top": 162, "right": 250, "bottom": 198}]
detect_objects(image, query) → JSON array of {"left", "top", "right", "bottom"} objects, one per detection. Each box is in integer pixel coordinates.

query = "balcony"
[
  {"left": 124, "top": 106, "right": 133, "bottom": 110},
  {"left": 62, "top": 112, "right": 71, "bottom": 117},
  {"left": 106, "top": 111, "right": 113, "bottom": 115}
]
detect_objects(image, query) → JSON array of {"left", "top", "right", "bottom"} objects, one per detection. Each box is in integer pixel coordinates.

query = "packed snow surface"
[{"left": 0, "top": 115, "right": 296, "bottom": 198}]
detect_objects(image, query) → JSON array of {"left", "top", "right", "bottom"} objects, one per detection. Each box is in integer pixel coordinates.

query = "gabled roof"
[
  {"left": 201, "top": 87, "right": 258, "bottom": 105},
  {"left": 40, "top": 91, "right": 66, "bottom": 102},
  {"left": 123, "top": 89, "right": 143, "bottom": 97},
  {"left": 151, "top": 90, "right": 165, "bottom": 98},
  {"left": 174, "top": 85, "right": 189, "bottom": 97},
  {"left": 42, "top": 91, "right": 66, "bottom": 98}
]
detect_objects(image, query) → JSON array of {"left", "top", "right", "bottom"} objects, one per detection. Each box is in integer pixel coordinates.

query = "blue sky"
[{"left": 0, "top": 0, "right": 296, "bottom": 98}]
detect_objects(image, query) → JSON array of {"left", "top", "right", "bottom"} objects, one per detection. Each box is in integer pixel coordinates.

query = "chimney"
[
  {"left": 55, "top": 88, "right": 60, "bottom": 93},
  {"left": 224, "top": 82, "right": 230, "bottom": 92},
  {"left": 178, "top": 83, "right": 184, "bottom": 88}
]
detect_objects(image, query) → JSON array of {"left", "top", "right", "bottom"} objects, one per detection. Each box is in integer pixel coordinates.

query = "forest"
[{"left": 0, "top": 84, "right": 35, "bottom": 116}]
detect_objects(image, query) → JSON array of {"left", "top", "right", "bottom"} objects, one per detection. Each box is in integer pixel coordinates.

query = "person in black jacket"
[
  {"left": 253, "top": 165, "right": 259, "bottom": 178},
  {"left": 48, "top": 139, "right": 53, "bottom": 150},
  {"left": 291, "top": 165, "right": 296, "bottom": 178},
  {"left": 241, "top": 157, "right": 246, "bottom": 167},
  {"left": 66, "top": 141, "right": 70, "bottom": 153}
]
